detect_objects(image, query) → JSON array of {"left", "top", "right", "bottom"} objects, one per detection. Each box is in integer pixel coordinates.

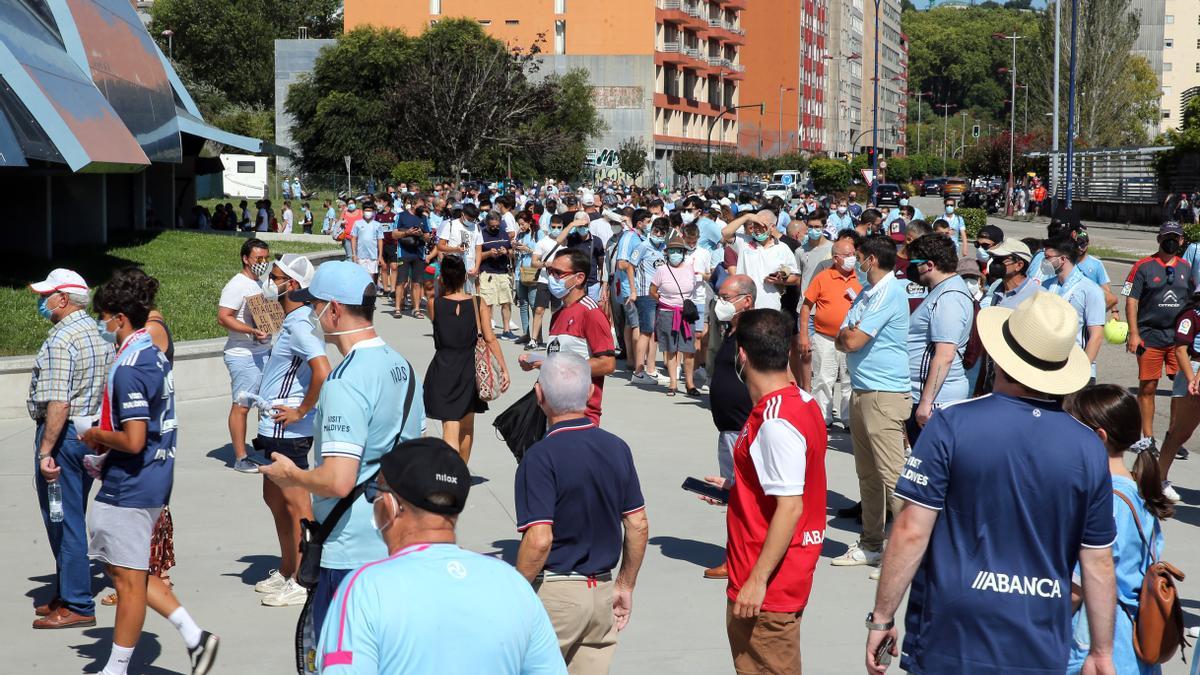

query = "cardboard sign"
[{"left": 245, "top": 293, "right": 285, "bottom": 335}]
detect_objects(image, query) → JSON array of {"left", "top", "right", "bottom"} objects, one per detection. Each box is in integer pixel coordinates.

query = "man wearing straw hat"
[{"left": 865, "top": 292, "right": 1118, "bottom": 675}]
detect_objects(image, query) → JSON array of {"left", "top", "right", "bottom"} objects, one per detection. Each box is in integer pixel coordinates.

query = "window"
[
  {"left": 1165, "top": 38, "right": 1174, "bottom": 47},
  {"left": 1165, "top": 62, "right": 1173, "bottom": 71},
  {"left": 506, "top": 19, "right": 519, "bottom": 25},
  {"left": 430, "top": 0, "right": 441, "bottom": 14},
  {"left": 236, "top": 161, "right": 256, "bottom": 174},
  {"left": 554, "top": 20, "right": 566, "bottom": 54},
  {"left": 479, "top": 19, "right": 491, "bottom": 26},
  {"left": 1163, "top": 109, "right": 1171, "bottom": 119},
  {"left": 1166, "top": 14, "right": 1174, "bottom": 23},
  {"left": 555, "top": 0, "right": 566, "bottom": 13}
]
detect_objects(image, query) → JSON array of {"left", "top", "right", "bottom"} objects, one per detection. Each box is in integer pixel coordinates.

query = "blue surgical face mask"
[
  {"left": 900, "top": 198, "right": 910, "bottom": 206},
  {"left": 806, "top": 229, "right": 823, "bottom": 242},
  {"left": 37, "top": 295, "right": 54, "bottom": 321},
  {"left": 649, "top": 235, "right": 665, "bottom": 247},
  {"left": 945, "top": 205, "right": 955, "bottom": 214},
  {"left": 548, "top": 227, "right": 563, "bottom": 236},
  {"left": 752, "top": 231, "right": 770, "bottom": 243},
  {"left": 96, "top": 317, "right": 118, "bottom": 344},
  {"left": 547, "top": 274, "right": 577, "bottom": 299},
  {"left": 667, "top": 251, "right": 685, "bottom": 266}
]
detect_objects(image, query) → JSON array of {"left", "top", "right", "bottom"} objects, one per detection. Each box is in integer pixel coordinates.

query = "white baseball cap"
[
  {"left": 30, "top": 269, "right": 89, "bottom": 295},
  {"left": 274, "top": 254, "right": 315, "bottom": 288}
]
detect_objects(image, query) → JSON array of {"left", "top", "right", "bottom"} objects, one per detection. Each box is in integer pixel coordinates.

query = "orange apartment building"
[{"left": 343, "top": 0, "right": 835, "bottom": 181}]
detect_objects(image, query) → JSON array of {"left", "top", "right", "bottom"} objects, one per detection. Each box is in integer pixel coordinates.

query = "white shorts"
[
  {"left": 358, "top": 259, "right": 379, "bottom": 275},
  {"left": 88, "top": 502, "right": 162, "bottom": 570}
]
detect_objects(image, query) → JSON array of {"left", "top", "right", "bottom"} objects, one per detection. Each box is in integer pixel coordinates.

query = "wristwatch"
[{"left": 865, "top": 612, "right": 894, "bottom": 631}]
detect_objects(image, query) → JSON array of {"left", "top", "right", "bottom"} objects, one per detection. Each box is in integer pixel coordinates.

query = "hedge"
[{"left": 958, "top": 208, "right": 988, "bottom": 239}]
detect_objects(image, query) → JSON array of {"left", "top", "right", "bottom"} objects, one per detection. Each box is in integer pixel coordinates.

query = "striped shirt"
[{"left": 28, "top": 309, "right": 112, "bottom": 420}]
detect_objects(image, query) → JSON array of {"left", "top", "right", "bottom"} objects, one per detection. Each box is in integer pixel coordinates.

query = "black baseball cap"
[
  {"left": 978, "top": 225, "right": 1004, "bottom": 243},
  {"left": 379, "top": 438, "right": 470, "bottom": 515}
]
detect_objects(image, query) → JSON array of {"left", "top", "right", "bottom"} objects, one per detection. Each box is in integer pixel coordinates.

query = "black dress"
[{"left": 424, "top": 296, "right": 487, "bottom": 421}]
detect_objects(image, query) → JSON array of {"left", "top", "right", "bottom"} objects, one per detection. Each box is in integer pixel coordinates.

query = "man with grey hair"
[
  {"left": 28, "top": 269, "right": 113, "bottom": 628},
  {"left": 515, "top": 353, "right": 649, "bottom": 673}
]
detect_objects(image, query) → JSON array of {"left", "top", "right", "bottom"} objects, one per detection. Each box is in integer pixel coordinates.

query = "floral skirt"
[{"left": 148, "top": 506, "right": 175, "bottom": 577}]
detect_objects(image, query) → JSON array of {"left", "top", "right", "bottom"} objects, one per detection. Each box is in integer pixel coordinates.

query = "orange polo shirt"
[{"left": 803, "top": 266, "right": 863, "bottom": 337}]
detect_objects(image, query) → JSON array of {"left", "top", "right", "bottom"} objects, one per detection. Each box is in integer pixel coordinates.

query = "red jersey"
[
  {"left": 726, "top": 385, "right": 828, "bottom": 613},
  {"left": 547, "top": 295, "right": 615, "bottom": 423}
]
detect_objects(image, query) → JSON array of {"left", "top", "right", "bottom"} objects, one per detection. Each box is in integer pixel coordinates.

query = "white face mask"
[
  {"left": 262, "top": 277, "right": 287, "bottom": 302},
  {"left": 839, "top": 255, "right": 856, "bottom": 272},
  {"left": 681, "top": 211, "right": 696, "bottom": 224},
  {"left": 965, "top": 278, "right": 982, "bottom": 298},
  {"left": 714, "top": 297, "right": 739, "bottom": 322}
]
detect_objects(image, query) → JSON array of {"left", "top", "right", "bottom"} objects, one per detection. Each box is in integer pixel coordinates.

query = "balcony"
[{"left": 656, "top": 0, "right": 709, "bottom": 28}]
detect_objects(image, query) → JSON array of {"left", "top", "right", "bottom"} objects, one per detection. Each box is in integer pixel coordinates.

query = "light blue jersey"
[
  {"left": 908, "top": 275, "right": 973, "bottom": 403},
  {"left": 1043, "top": 267, "right": 1105, "bottom": 348},
  {"left": 629, "top": 239, "right": 666, "bottom": 296},
  {"left": 827, "top": 211, "right": 855, "bottom": 232},
  {"left": 1076, "top": 254, "right": 1111, "bottom": 289},
  {"left": 843, "top": 273, "right": 911, "bottom": 392},
  {"left": 314, "top": 338, "right": 424, "bottom": 569},
  {"left": 318, "top": 543, "right": 566, "bottom": 675},
  {"left": 352, "top": 220, "right": 383, "bottom": 260},
  {"left": 697, "top": 217, "right": 723, "bottom": 251},
  {"left": 257, "top": 306, "right": 327, "bottom": 439},
  {"left": 938, "top": 213, "right": 965, "bottom": 252},
  {"left": 614, "top": 228, "right": 645, "bottom": 297}
]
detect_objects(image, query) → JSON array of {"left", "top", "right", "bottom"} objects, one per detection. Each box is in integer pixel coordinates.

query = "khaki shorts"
[
  {"left": 478, "top": 272, "right": 514, "bottom": 306},
  {"left": 726, "top": 600, "right": 802, "bottom": 675}
]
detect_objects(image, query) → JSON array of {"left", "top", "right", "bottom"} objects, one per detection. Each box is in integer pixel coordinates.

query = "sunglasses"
[
  {"left": 364, "top": 482, "right": 395, "bottom": 504},
  {"left": 547, "top": 267, "right": 580, "bottom": 279}
]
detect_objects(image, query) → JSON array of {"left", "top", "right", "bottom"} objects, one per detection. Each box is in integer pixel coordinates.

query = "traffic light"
[
  {"left": 866, "top": 146, "right": 876, "bottom": 164},
  {"left": 972, "top": 124, "right": 981, "bottom": 138}
]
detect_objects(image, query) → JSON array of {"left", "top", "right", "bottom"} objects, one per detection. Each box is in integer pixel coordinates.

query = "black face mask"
[
  {"left": 906, "top": 262, "right": 924, "bottom": 284},
  {"left": 1162, "top": 238, "right": 1182, "bottom": 255},
  {"left": 487, "top": 226, "right": 500, "bottom": 234},
  {"left": 987, "top": 258, "right": 1008, "bottom": 281}
]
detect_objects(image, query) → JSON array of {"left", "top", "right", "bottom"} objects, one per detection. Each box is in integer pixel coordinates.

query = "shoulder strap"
[
  {"left": 315, "top": 359, "right": 419, "bottom": 543},
  {"left": 1113, "top": 488, "right": 1157, "bottom": 563}
]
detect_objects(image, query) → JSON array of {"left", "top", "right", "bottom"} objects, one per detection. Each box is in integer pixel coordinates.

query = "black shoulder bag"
[
  {"left": 294, "top": 362, "right": 418, "bottom": 590},
  {"left": 665, "top": 262, "right": 701, "bottom": 323}
]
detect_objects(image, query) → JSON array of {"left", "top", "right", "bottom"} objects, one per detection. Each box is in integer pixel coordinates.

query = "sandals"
[
  {"left": 414, "top": 310, "right": 426, "bottom": 320},
  {"left": 666, "top": 389, "right": 677, "bottom": 397},
  {"left": 686, "top": 387, "right": 701, "bottom": 397},
  {"left": 101, "top": 593, "right": 118, "bottom": 606}
]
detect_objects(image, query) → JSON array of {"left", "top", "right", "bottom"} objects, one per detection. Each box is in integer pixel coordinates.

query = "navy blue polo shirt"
[
  {"left": 515, "top": 418, "right": 645, "bottom": 576},
  {"left": 893, "top": 393, "right": 1115, "bottom": 675},
  {"left": 395, "top": 211, "right": 428, "bottom": 258}
]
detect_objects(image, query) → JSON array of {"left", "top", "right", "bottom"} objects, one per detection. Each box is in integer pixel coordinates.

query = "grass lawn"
[{"left": 0, "top": 230, "right": 337, "bottom": 357}]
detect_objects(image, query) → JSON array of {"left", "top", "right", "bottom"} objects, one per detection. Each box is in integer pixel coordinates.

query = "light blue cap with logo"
[{"left": 288, "top": 260, "right": 374, "bottom": 305}]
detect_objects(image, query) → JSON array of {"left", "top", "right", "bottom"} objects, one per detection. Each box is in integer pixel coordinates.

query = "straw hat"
[{"left": 976, "top": 291, "right": 1091, "bottom": 395}]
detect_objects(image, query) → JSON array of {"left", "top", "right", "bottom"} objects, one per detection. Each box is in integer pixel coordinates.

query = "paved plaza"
[{"left": 3, "top": 211, "right": 1199, "bottom": 673}]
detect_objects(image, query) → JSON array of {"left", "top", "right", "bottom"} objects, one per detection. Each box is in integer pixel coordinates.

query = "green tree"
[
  {"left": 1153, "top": 98, "right": 1200, "bottom": 188},
  {"left": 1028, "top": 0, "right": 1159, "bottom": 147},
  {"left": 150, "top": 0, "right": 342, "bottom": 107},
  {"left": 390, "top": 160, "right": 435, "bottom": 189},
  {"left": 810, "top": 159, "right": 851, "bottom": 193},
  {"left": 672, "top": 147, "right": 706, "bottom": 178}
]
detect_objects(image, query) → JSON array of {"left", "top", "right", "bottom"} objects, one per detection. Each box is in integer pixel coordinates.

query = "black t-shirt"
[
  {"left": 568, "top": 234, "right": 606, "bottom": 285},
  {"left": 709, "top": 328, "right": 754, "bottom": 432},
  {"left": 479, "top": 226, "right": 513, "bottom": 274}
]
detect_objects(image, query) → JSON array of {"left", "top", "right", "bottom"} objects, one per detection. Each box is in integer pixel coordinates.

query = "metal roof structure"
[{"left": 0, "top": 0, "right": 263, "bottom": 173}]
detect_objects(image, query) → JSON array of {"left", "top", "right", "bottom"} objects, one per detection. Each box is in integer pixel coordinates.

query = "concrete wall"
[
  {"left": 274, "top": 39, "right": 337, "bottom": 176},
  {"left": 538, "top": 54, "right": 657, "bottom": 184}
]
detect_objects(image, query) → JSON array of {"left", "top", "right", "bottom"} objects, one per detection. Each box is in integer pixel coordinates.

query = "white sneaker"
[
  {"left": 830, "top": 542, "right": 882, "bottom": 567},
  {"left": 869, "top": 568, "right": 881, "bottom": 581},
  {"left": 254, "top": 569, "right": 287, "bottom": 594},
  {"left": 1163, "top": 481, "right": 1182, "bottom": 503},
  {"left": 261, "top": 578, "right": 308, "bottom": 607},
  {"left": 651, "top": 370, "right": 672, "bottom": 386}
]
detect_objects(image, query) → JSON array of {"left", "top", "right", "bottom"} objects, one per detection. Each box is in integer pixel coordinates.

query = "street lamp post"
[
  {"left": 936, "top": 102, "right": 955, "bottom": 175},
  {"left": 1020, "top": 83, "right": 1029, "bottom": 134},
  {"left": 913, "top": 90, "right": 932, "bottom": 155},
  {"left": 871, "top": 0, "right": 882, "bottom": 197},
  {"left": 994, "top": 31, "right": 1024, "bottom": 216},
  {"left": 959, "top": 111, "right": 968, "bottom": 157},
  {"left": 161, "top": 29, "right": 174, "bottom": 59},
  {"left": 779, "top": 85, "right": 797, "bottom": 156},
  {"left": 1053, "top": 0, "right": 1062, "bottom": 211},
  {"left": 1066, "top": 0, "right": 1078, "bottom": 207}
]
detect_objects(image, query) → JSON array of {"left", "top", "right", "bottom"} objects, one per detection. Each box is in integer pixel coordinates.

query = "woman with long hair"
[
  {"left": 422, "top": 255, "right": 509, "bottom": 463},
  {"left": 1064, "top": 384, "right": 1174, "bottom": 675}
]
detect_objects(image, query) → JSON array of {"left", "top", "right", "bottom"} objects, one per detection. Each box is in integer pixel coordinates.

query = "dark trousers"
[
  {"left": 34, "top": 421, "right": 95, "bottom": 615},
  {"left": 313, "top": 566, "right": 352, "bottom": 639}
]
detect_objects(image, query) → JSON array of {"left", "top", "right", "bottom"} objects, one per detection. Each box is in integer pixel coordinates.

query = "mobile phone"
[
  {"left": 524, "top": 352, "right": 546, "bottom": 364},
  {"left": 874, "top": 635, "right": 895, "bottom": 667},
  {"left": 244, "top": 453, "right": 273, "bottom": 467},
  {"left": 682, "top": 477, "right": 729, "bottom": 504}
]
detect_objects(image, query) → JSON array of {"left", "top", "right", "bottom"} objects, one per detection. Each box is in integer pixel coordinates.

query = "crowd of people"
[{"left": 22, "top": 174, "right": 1196, "bottom": 675}]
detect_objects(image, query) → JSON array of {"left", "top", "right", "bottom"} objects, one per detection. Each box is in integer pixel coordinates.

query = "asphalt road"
[{"left": 1, "top": 219, "right": 1197, "bottom": 674}]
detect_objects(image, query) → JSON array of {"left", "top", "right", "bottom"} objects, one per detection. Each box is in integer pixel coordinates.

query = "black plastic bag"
[{"left": 492, "top": 387, "right": 547, "bottom": 462}]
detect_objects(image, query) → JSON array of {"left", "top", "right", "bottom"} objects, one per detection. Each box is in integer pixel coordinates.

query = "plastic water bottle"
[{"left": 47, "top": 481, "right": 63, "bottom": 523}]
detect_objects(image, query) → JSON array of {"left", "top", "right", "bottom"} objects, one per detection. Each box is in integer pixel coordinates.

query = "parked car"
[
  {"left": 921, "top": 177, "right": 946, "bottom": 196},
  {"left": 943, "top": 177, "right": 969, "bottom": 198},
  {"left": 874, "top": 183, "right": 903, "bottom": 207},
  {"left": 763, "top": 183, "right": 791, "bottom": 202}
]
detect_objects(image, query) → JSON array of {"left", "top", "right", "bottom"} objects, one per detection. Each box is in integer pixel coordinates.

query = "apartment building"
[
  {"left": 1140, "top": 0, "right": 1200, "bottom": 132},
  {"left": 857, "top": 0, "right": 907, "bottom": 155}
]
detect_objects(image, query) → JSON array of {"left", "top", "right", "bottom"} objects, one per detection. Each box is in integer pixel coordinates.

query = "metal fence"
[{"left": 1037, "top": 146, "right": 1169, "bottom": 205}]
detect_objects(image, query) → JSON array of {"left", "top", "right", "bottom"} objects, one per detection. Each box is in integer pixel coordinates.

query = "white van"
[
  {"left": 219, "top": 154, "right": 267, "bottom": 199},
  {"left": 771, "top": 169, "right": 806, "bottom": 197}
]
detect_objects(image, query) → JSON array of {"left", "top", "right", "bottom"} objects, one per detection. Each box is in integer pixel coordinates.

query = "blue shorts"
[
  {"left": 635, "top": 296, "right": 657, "bottom": 332},
  {"left": 1172, "top": 360, "right": 1199, "bottom": 397},
  {"left": 225, "top": 350, "right": 269, "bottom": 403},
  {"left": 616, "top": 293, "right": 639, "bottom": 330}
]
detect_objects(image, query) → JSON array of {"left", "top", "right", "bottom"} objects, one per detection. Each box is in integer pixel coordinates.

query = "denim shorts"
[
  {"left": 1172, "top": 360, "right": 1199, "bottom": 397},
  {"left": 617, "top": 293, "right": 639, "bottom": 330},
  {"left": 692, "top": 298, "right": 707, "bottom": 334},
  {"left": 225, "top": 350, "right": 269, "bottom": 402},
  {"left": 635, "top": 295, "right": 657, "bottom": 331}
]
